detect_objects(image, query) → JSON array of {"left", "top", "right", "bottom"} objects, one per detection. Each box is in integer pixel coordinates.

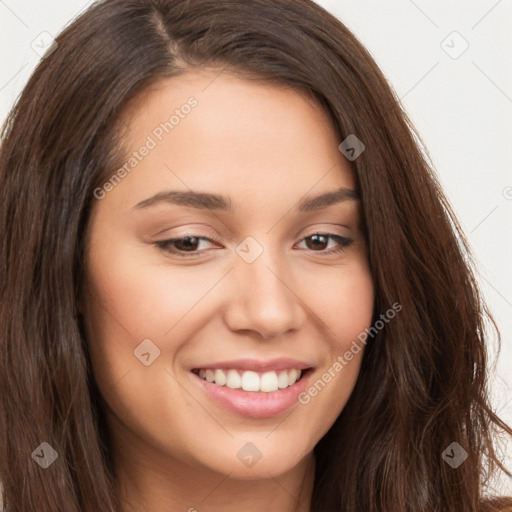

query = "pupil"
[
  {"left": 308, "top": 234, "right": 327, "bottom": 250},
  {"left": 176, "top": 236, "right": 198, "bottom": 251}
]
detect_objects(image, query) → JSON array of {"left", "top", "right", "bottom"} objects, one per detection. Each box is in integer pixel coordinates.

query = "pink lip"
[
  {"left": 190, "top": 357, "right": 313, "bottom": 373},
  {"left": 191, "top": 367, "right": 314, "bottom": 418}
]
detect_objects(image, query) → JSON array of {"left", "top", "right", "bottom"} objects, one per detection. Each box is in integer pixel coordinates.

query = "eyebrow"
[{"left": 132, "top": 187, "right": 360, "bottom": 213}]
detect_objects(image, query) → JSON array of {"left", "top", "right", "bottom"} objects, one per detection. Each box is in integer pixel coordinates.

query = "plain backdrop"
[{"left": 1, "top": 0, "right": 511, "bottom": 495}]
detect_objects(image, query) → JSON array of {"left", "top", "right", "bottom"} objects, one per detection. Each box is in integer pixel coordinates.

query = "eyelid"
[
  {"left": 155, "top": 229, "right": 354, "bottom": 259},
  {"left": 155, "top": 225, "right": 351, "bottom": 245},
  {"left": 150, "top": 223, "right": 234, "bottom": 240},
  {"left": 156, "top": 222, "right": 352, "bottom": 241}
]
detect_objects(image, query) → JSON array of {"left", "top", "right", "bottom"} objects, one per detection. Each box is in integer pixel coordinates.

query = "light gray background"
[{"left": 1, "top": 0, "right": 511, "bottom": 495}]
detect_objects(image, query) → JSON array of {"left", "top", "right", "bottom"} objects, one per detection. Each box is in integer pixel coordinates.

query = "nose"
[{"left": 223, "top": 247, "right": 306, "bottom": 340}]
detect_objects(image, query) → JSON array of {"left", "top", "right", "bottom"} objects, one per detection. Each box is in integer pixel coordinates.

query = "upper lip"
[{"left": 191, "top": 358, "right": 314, "bottom": 373}]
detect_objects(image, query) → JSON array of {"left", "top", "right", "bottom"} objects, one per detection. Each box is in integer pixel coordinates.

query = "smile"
[
  {"left": 190, "top": 367, "right": 314, "bottom": 418},
  {"left": 192, "top": 368, "right": 304, "bottom": 393}
]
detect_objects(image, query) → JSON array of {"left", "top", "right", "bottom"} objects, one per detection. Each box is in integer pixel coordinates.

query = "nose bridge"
[{"left": 225, "top": 235, "right": 304, "bottom": 338}]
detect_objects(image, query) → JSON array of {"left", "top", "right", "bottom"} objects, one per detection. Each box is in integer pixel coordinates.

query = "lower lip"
[{"left": 191, "top": 369, "right": 313, "bottom": 418}]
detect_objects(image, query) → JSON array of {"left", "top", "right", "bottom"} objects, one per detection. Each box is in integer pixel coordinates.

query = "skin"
[{"left": 81, "top": 69, "right": 374, "bottom": 512}]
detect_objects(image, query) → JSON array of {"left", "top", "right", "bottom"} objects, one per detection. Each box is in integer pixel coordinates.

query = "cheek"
[
  {"left": 82, "top": 233, "right": 232, "bottom": 397},
  {"left": 298, "top": 255, "right": 374, "bottom": 343},
  {"left": 293, "top": 257, "right": 374, "bottom": 433},
  {"left": 84, "top": 238, "right": 214, "bottom": 341}
]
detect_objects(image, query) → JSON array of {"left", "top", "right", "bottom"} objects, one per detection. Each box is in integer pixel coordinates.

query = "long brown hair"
[{"left": 1, "top": 0, "right": 511, "bottom": 510}]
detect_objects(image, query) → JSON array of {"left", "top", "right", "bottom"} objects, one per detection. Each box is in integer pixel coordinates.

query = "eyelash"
[{"left": 155, "top": 233, "right": 354, "bottom": 258}]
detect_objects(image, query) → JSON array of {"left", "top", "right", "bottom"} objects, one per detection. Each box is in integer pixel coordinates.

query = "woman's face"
[{"left": 82, "top": 69, "right": 374, "bottom": 481}]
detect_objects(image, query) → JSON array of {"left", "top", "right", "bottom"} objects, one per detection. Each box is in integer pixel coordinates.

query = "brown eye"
[
  {"left": 156, "top": 235, "right": 218, "bottom": 257},
  {"left": 155, "top": 232, "right": 353, "bottom": 259},
  {"left": 171, "top": 236, "right": 201, "bottom": 252},
  {"left": 304, "top": 234, "right": 329, "bottom": 250},
  {"left": 298, "top": 234, "right": 353, "bottom": 254}
]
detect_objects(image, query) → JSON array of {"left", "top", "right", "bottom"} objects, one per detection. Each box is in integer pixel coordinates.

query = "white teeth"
[
  {"left": 260, "top": 371, "right": 279, "bottom": 392},
  {"left": 241, "top": 371, "right": 260, "bottom": 391},
  {"left": 226, "top": 369, "right": 242, "bottom": 389},
  {"left": 288, "top": 368, "right": 299, "bottom": 385},
  {"left": 214, "top": 369, "right": 226, "bottom": 386},
  {"left": 196, "top": 368, "right": 304, "bottom": 392},
  {"left": 277, "top": 370, "right": 289, "bottom": 389}
]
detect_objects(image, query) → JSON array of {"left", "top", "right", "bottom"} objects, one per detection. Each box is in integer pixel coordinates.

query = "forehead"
[{"left": 103, "top": 69, "right": 355, "bottom": 211}]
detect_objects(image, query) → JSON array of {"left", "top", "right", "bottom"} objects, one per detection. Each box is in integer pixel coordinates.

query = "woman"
[{"left": 1, "top": 0, "right": 511, "bottom": 510}]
